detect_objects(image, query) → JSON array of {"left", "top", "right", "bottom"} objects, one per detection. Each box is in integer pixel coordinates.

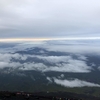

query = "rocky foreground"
[{"left": 0, "top": 91, "right": 100, "bottom": 100}]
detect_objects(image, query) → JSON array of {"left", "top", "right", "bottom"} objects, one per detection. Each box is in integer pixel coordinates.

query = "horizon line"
[{"left": 0, "top": 37, "right": 100, "bottom": 42}]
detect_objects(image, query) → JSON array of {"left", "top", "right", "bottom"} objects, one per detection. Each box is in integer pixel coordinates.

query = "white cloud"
[
  {"left": 58, "top": 74, "right": 64, "bottom": 79},
  {"left": 0, "top": 61, "right": 21, "bottom": 69},
  {"left": 46, "top": 77, "right": 52, "bottom": 83},
  {"left": 0, "top": 41, "right": 97, "bottom": 73},
  {"left": 43, "top": 59, "right": 92, "bottom": 73},
  {"left": 19, "top": 62, "right": 47, "bottom": 71},
  {"left": 0, "top": 53, "right": 28, "bottom": 61},
  {"left": 53, "top": 78, "right": 100, "bottom": 87},
  {"left": 45, "top": 44, "right": 100, "bottom": 54},
  {"left": 1, "top": 40, "right": 100, "bottom": 55},
  {"left": 17, "top": 55, "right": 91, "bottom": 73},
  {"left": 60, "top": 74, "right": 64, "bottom": 78},
  {"left": 0, "top": 53, "right": 26, "bottom": 61},
  {"left": 34, "top": 40, "right": 100, "bottom": 54},
  {"left": 37, "top": 56, "right": 72, "bottom": 64},
  {"left": 18, "top": 58, "right": 91, "bottom": 73},
  {"left": 0, "top": 52, "right": 92, "bottom": 73}
]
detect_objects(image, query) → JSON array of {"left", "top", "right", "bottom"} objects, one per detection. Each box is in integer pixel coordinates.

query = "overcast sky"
[{"left": 0, "top": 0, "right": 100, "bottom": 38}]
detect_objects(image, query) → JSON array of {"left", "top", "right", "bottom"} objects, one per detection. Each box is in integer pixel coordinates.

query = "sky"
[
  {"left": 1, "top": 0, "right": 100, "bottom": 88},
  {"left": 0, "top": 0, "right": 100, "bottom": 39}
]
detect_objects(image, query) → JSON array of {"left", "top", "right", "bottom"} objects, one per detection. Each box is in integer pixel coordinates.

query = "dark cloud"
[{"left": 0, "top": 0, "right": 100, "bottom": 38}]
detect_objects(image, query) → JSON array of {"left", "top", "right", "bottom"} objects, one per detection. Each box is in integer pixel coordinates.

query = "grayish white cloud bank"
[
  {"left": 0, "top": 40, "right": 100, "bottom": 87},
  {"left": 1, "top": 39, "right": 100, "bottom": 54},
  {"left": 53, "top": 78, "right": 100, "bottom": 87},
  {"left": 0, "top": 53, "right": 92, "bottom": 73},
  {"left": 0, "top": 40, "right": 100, "bottom": 73},
  {"left": 0, "top": 0, "right": 100, "bottom": 38}
]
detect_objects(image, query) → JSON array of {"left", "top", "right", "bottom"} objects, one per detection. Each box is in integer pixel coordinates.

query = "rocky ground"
[{"left": 0, "top": 91, "right": 100, "bottom": 100}]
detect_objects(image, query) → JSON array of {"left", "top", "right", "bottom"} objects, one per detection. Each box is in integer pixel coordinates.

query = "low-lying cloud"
[
  {"left": 0, "top": 40, "right": 100, "bottom": 73},
  {"left": 0, "top": 53, "right": 92, "bottom": 73},
  {"left": 1, "top": 40, "right": 100, "bottom": 54},
  {"left": 53, "top": 78, "right": 100, "bottom": 87},
  {"left": 0, "top": 41, "right": 100, "bottom": 88}
]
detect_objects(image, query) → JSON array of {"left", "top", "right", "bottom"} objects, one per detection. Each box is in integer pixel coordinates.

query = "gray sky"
[{"left": 0, "top": 0, "right": 100, "bottom": 38}]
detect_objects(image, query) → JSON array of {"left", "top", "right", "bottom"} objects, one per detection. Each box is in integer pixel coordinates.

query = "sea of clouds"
[{"left": 0, "top": 39, "right": 100, "bottom": 87}]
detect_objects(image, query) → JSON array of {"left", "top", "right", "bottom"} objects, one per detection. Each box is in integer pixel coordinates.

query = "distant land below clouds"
[{"left": 0, "top": 39, "right": 100, "bottom": 88}]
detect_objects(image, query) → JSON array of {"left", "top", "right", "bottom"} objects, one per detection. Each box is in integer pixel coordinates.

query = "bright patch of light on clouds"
[{"left": 0, "top": 37, "right": 100, "bottom": 42}]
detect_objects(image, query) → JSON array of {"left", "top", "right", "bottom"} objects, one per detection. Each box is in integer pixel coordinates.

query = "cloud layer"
[
  {"left": 53, "top": 78, "right": 100, "bottom": 87},
  {"left": 0, "top": 40, "right": 100, "bottom": 73},
  {"left": 0, "top": 53, "right": 92, "bottom": 73},
  {"left": 0, "top": 40, "right": 100, "bottom": 88},
  {"left": 0, "top": 0, "right": 100, "bottom": 38}
]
